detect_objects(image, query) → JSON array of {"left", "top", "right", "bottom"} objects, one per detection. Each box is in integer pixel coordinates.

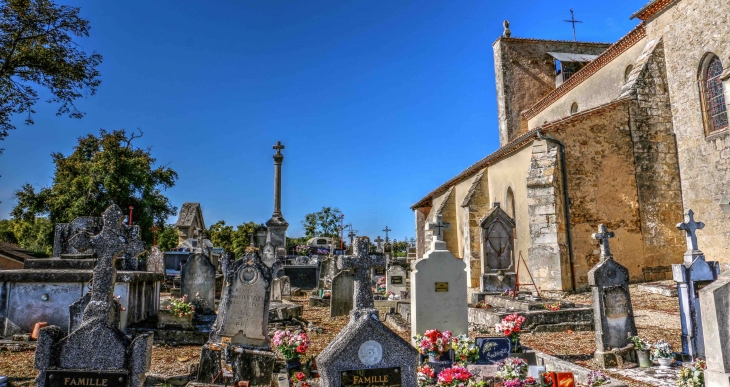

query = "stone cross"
[
  {"left": 273, "top": 141, "right": 285, "bottom": 154},
  {"left": 70, "top": 204, "right": 146, "bottom": 303},
  {"left": 591, "top": 224, "right": 615, "bottom": 261},
  {"left": 338, "top": 237, "right": 384, "bottom": 310},
  {"left": 426, "top": 214, "right": 451, "bottom": 241},
  {"left": 374, "top": 236, "right": 384, "bottom": 252},
  {"left": 382, "top": 226, "right": 391, "bottom": 242},
  {"left": 677, "top": 209, "right": 705, "bottom": 255}
]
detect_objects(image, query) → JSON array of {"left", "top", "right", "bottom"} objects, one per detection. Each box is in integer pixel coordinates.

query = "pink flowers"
[
  {"left": 495, "top": 314, "right": 526, "bottom": 336},
  {"left": 413, "top": 329, "right": 454, "bottom": 357},
  {"left": 436, "top": 366, "right": 473, "bottom": 387},
  {"left": 272, "top": 330, "right": 311, "bottom": 360}
]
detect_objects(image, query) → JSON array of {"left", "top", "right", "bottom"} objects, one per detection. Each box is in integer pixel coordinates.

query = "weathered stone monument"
[
  {"left": 699, "top": 271, "right": 730, "bottom": 386},
  {"left": 385, "top": 265, "right": 407, "bottom": 296},
  {"left": 411, "top": 215, "right": 468, "bottom": 339},
  {"left": 266, "top": 141, "right": 289, "bottom": 257},
  {"left": 34, "top": 204, "right": 153, "bottom": 387},
  {"left": 587, "top": 224, "right": 637, "bottom": 368},
  {"left": 196, "top": 244, "right": 279, "bottom": 386},
  {"left": 180, "top": 253, "right": 216, "bottom": 313},
  {"left": 319, "top": 256, "right": 337, "bottom": 289},
  {"left": 330, "top": 270, "right": 355, "bottom": 317},
  {"left": 672, "top": 210, "right": 720, "bottom": 359},
  {"left": 318, "top": 237, "right": 419, "bottom": 387},
  {"left": 374, "top": 236, "right": 384, "bottom": 253},
  {"left": 147, "top": 245, "right": 165, "bottom": 273},
  {"left": 478, "top": 203, "right": 516, "bottom": 293}
]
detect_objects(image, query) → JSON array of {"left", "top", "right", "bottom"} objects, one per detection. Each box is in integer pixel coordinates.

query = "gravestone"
[
  {"left": 475, "top": 337, "right": 511, "bottom": 365},
  {"left": 280, "top": 276, "right": 291, "bottom": 299},
  {"left": 479, "top": 203, "right": 516, "bottom": 293},
  {"left": 180, "top": 253, "right": 216, "bottom": 313},
  {"left": 34, "top": 204, "right": 152, "bottom": 387},
  {"left": 197, "top": 246, "right": 280, "bottom": 386},
  {"left": 700, "top": 271, "right": 730, "bottom": 386},
  {"left": 374, "top": 236, "right": 384, "bottom": 253},
  {"left": 330, "top": 270, "right": 355, "bottom": 317},
  {"left": 587, "top": 224, "right": 637, "bottom": 368},
  {"left": 385, "top": 266, "right": 407, "bottom": 296},
  {"left": 672, "top": 210, "right": 720, "bottom": 359},
  {"left": 411, "top": 215, "right": 468, "bottom": 340},
  {"left": 52, "top": 217, "right": 103, "bottom": 257},
  {"left": 271, "top": 277, "right": 283, "bottom": 302},
  {"left": 283, "top": 265, "right": 319, "bottom": 290},
  {"left": 147, "top": 246, "right": 165, "bottom": 273},
  {"left": 319, "top": 257, "right": 337, "bottom": 289},
  {"left": 317, "top": 237, "right": 419, "bottom": 387}
]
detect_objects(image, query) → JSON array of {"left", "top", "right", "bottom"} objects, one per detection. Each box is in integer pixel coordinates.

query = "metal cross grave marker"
[
  {"left": 677, "top": 209, "right": 705, "bottom": 255},
  {"left": 591, "top": 224, "right": 615, "bottom": 261}
]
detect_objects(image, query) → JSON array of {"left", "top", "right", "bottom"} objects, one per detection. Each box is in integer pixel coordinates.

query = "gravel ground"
[{"left": 0, "top": 285, "right": 682, "bottom": 387}]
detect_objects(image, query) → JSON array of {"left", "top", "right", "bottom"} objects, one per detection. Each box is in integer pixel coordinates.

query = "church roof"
[{"left": 630, "top": 0, "right": 678, "bottom": 21}]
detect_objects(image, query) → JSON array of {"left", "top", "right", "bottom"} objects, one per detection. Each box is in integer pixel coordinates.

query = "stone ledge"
[{"left": 383, "top": 313, "right": 409, "bottom": 333}]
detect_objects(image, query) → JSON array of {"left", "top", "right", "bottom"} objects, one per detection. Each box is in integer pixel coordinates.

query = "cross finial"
[
  {"left": 591, "top": 224, "right": 615, "bottom": 260},
  {"left": 273, "top": 141, "right": 285, "bottom": 154},
  {"left": 426, "top": 214, "right": 451, "bottom": 241},
  {"left": 338, "top": 237, "right": 384, "bottom": 311},
  {"left": 677, "top": 209, "right": 705, "bottom": 255},
  {"left": 382, "top": 226, "right": 391, "bottom": 241},
  {"left": 563, "top": 8, "right": 582, "bottom": 42}
]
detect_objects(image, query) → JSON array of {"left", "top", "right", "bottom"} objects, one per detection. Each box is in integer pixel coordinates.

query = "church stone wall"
[
  {"left": 414, "top": 207, "right": 431, "bottom": 258},
  {"left": 645, "top": 0, "right": 730, "bottom": 267},
  {"left": 460, "top": 170, "right": 490, "bottom": 289},
  {"left": 454, "top": 174, "right": 482, "bottom": 260}
]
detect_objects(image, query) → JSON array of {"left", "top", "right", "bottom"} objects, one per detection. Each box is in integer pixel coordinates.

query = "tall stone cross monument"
[
  {"left": 266, "top": 141, "right": 289, "bottom": 257},
  {"left": 338, "top": 237, "right": 383, "bottom": 312},
  {"left": 672, "top": 210, "right": 720, "bottom": 358}
]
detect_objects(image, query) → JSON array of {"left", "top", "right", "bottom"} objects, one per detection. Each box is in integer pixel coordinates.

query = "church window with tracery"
[{"left": 702, "top": 55, "right": 728, "bottom": 133}]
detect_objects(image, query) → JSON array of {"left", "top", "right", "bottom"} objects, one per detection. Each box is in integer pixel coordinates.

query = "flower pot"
[
  {"left": 157, "top": 311, "right": 193, "bottom": 329},
  {"left": 657, "top": 357, "right": 673, "bottom": 369},
  {"left": 286, "top": 358, "right": 302, "bottom": 370},
  {"left": 636, "top": 350, "right": 652, "bottom": 368}
]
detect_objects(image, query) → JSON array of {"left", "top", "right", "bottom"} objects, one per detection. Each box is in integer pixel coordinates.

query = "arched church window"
[
  {"left": 506, "top": 187, "right": 516, "bottom": 239},
  {"left": 570, "top": 102, "right": 579, "bottom": 115},
  {"left": 624, "top": 64, "right": 634, "bottom": 82},
  {"left": 700, "top": 54, "right": 728, "bottom": 134}
]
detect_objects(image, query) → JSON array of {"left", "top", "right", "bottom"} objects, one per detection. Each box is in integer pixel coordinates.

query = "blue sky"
[{"left": 0, "top": 0, "right": 644, "bottom": 239}]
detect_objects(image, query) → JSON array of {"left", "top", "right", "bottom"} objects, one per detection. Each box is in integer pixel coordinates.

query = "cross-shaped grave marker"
[
  {"left": 591, "top": 224, "right": 615, "bottom": 261},
  {"left": 382, "top": 226, "right": 391, "bottom": 242},
  {"left": 70, "top": 204, "right": 146, "bottom": 303},
  {"left": 338, "top": 237, "right": 384, "bottom": 310},
  {"left": 373, "top": 236, "right": 384, "bottom": 252},
  {"left": 426, "top": 214, "right": 451, "bottom": 241},
  {"left": 677, "top": 209, "right": 705, "bottom": 257}
]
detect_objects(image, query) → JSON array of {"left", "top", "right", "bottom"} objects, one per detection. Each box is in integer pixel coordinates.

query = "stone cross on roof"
[
  {"left": 338, "top": 237, "right": 384, "bottom": 310},
  {"left": 70, "top": 204, "right": 146, "bottom": 303},
  {"left": 426, "top": 214, "right": 451, "bottom": 241},
  {"left": 677, "top": 209, "right": 705, "bottom": 257},
  {"left": 591, "top": 224, "right": 615, "bottom": 261}
]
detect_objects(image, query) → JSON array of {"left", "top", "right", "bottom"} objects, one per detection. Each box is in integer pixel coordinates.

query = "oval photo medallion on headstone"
[
  {"left": 358, "top": 340, "right": 382, "bottom": 366},
  {"left": 240, "top": 266, "right": 258, "bottom": 283}
]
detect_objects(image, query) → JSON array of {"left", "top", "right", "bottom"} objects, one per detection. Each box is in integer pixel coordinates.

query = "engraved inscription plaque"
[
  {"left": 603, "top": 286, "right": 629, "bottom": 319},
  {"left": 390, "top": 276, "right": 403, "bottom": 285},
  {"left": 46, "top": 371, "right": 128, "bottom": 387},
  {"left": 435, "top": 282, "right": 449, "bottom": 292},
  {"left": 341, "top": 367, "right": 401, "bottom": 387}
]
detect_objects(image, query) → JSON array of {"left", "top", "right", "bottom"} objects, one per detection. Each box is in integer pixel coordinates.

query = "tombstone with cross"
[
  {"left": 477, "top": 203, "right": 516, "bottom": 293},
  {"left": 672, "top": 210, "right": 720, "bottom": 359},
  {"left": 317, "top": 237, "right": 419, "bottom": 387},
  {"left": 34, "top": 204, "right": 153, "bottom": 387},
  {"left": 374, "top": 236, "right": 384, "bottom": 253},
  {"left": 587, "top": 224, "right": 637, "bottom": 368}
]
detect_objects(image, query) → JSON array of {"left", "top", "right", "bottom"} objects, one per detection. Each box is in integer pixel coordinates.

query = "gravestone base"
[
  {"left": 196, "top": 345, "right": 276, "bottom": 387},
  {"left": 705, "top": 370, "right": 730, "bottom": 387},
  {"left": 468, "top": 306, "right": 593, "bottom": 333},
  {"left": 269, "top": 302, "right": 303, "bottom": 321},
  {"left": 594, "top": 349, "right": 636, "bottom": 369},
  {"left": 481, "top": 273, "right": 516, "bottom": 294},
  {"left": 471, "top": 293, "right": 576, "bottom": 310},
  {"left": 308, "top": 296, "right": 331, "bottom": 308}
]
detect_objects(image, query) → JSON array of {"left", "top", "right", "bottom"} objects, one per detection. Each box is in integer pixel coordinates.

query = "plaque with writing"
[
  {"left": 435, "top": 282, "right": 449, "bottom": 292},
  {"left": 375, "top": 267, "right": 386, "bottom": 275},
  {"left": 341, "top": 367, "right": 401, "bottom": 387},
  {"left": 390, "top": 276, "right": 403, "bottom": 285},
  {"left": 46, "top": 371, "right": 128, "bottom": 387},
  {"left": 603, "top": 286, "right": 629, "bottom": 319},
  {"left": 475, "top": 337, "right": 511, "bottom": 365}
]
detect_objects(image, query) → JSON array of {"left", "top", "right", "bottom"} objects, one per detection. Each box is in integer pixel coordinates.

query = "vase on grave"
[
  {"left": 657, "top": 357, "right": 673, "bottom": 369},
  {"left": 510, "top": 333, "right": 521, "bottom": 353},
  {"left": 636, "top": 350, "right": 652, "bottom": 368}
]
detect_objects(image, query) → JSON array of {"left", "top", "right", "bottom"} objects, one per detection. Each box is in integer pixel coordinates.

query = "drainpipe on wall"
[{"left": 536, "top": 130, "right": 576, "bottom": 292}]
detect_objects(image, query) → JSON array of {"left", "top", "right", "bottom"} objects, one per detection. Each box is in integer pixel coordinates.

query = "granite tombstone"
[
  {"left": 180, "top": 253, "right": 216, "bottom": 313},
  {"left": 330, "top": 270, "right": 355, "bottom": 317}
]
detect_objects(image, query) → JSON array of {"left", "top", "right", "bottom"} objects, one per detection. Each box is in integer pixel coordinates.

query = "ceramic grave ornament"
[
  {"left": 34, "top": 204, "right": 153, "bottom": 387},
  {"left": 197, "top": 248, "right": 280, "bottom": 386},
  {"left": 317, "top": 237, "right": 419, "bottom": 387},
  {"left": 672, "top": 210, "right": 720, "bottom": 359},
  {"left": 587, "top": 224, "right": 637, "bottom": 368}
]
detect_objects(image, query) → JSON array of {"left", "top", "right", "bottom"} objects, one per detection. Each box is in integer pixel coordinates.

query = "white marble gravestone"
[
  {"left": 411, "top": 216, "right": 468, "bottom": 340},
  {"left": 386, "top": 265, "right": 407, "bottom": 296}
]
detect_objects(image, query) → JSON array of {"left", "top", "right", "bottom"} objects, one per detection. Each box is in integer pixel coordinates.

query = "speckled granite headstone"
[
  {"left": 180, "top": 253, "right": 216, "bottom": 312},
  {"left": 319, "top": 257, "right": 336, "bottom": 289},
  {"left": 317, "top": 237, "right": 419, "bottom": 387},
  {"left": 146, "top": 246, "right": 165, "bottom": 273},
  {"left": 34, "top": 204, "right": 152, "bottom": 387}
]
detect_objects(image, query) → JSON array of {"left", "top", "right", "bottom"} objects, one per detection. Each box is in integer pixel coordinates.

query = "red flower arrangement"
[{"left": 436, "top": 366, "right": 474, "bottom": 387}]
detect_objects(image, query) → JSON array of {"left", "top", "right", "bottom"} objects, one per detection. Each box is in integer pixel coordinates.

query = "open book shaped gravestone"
[{"left": 34, "top": 204, "right": 152, "bottom": 387}]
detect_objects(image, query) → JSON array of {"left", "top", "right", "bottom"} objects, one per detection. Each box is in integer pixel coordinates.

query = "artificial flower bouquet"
[
  {"left": 652, "top": 339, "right": 673, "bottom": 359},
  {"left": 586, "top": 370, "right": 610, "bottom": 386},
  {"left": 417, "top": 365, "right": 436, "bottom": 387},
  {"left": 272, "top": 330, "right": 311, "bottom": 360},
  {"left": 496, "top": 357, "right": 528, "bottom": 381},
  {"left": 414, "top": 329, "right": 453, "bottom": 358},
  {"left": 295, "top": 245, "right": 310, "bottom": 256},
  {"left": 495, "top": 313, "right": 527, "bottom": 352},
  {"left": 542, "top": 302, "right": 561, "bottom": 311},
  {"left": 677, "top": 359, "right": 706, "bottom": 387},
  {"left": 474, "top": 300, "right": 491, "bottom": 309},
  {"left": 167, "top": 294, "right": 195, "bottom": 316},
  {"left": 627, "top": 334, "right": 651, "bottom": 351},
  {"left": 437, "top": 366, "right": 482, "bottom": 387},
  {"left": 451, "top": 334, "right": 479, "bottom": 366}
]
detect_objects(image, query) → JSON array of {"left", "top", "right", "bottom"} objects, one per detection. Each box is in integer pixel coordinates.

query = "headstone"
[
  {"left": 411, "top": 216, "right": 468, "bottom": 340},
  {"left": 385, "top": 266, "right": 407, "bottom": 296},
  {"left": 673, "top": 210, "right": 720, "bottom": 359},
  {"left": 283, "top": 265, "right": 319, "bottom": 290},
  {"left": 700, "top": 271, "right": 730, "bottom": 386},
  {"left": 475, "top": 337, "right": 511, "bottom": 365},
  {"left": 180, "top": 253, "right": 216, "bottom": 313},
  {"left": 197, "top": 248, "right": 279, "bottom": 386},
  {"left": 478, "top": 203, "right": 516, "bottom": 293},
  {"left": 319, "top": 257, "right": 337, "bottom": 289},
  {"left": 588, "top": 224, "right": 637, "bottom": 368},
  {"left": 280, "top": 276, "right": 291, "bottom": 299},
  {"left": 271, "top": 277, "right": 283, "bottom": 302},
  {"left": 317, "top": 237, "right": 419, "bottom": 387},
  {"left": 147, "top": 246, "right": 165, "bottom": 273},
  {"left": 330, "top": 270, "right": 355, "bottom": 317},
  {"left": 34, "top": 204, "right": 152, "bottom": 387}
]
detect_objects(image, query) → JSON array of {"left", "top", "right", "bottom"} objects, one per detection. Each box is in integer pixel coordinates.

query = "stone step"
[
  {"left": 60, "top": 253, "right": 95, "bottom": 259},
  {"left": 23, "top": 258, "right": 97, "bottom": 270}
]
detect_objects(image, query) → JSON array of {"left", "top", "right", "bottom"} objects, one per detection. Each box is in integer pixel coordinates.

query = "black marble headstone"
[
  {"left": 475, "top": 337, "right": 511, "bottom": 365},
  {"left": 283, "top": 265, "right": 319, "bottom": 290}
]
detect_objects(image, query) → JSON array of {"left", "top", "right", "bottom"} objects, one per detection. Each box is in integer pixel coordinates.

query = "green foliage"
[
  {"left": 207, "top": 220, "right": 257, "bottom": 258},
  {"left": 0, "top": 0, "right": 103, "bottom": 144},
  {"left": 392, "top": 240, "right": 410, "bottom": 257},
  {"left": 286, "top": 236, "right": 309, "bottom": 252},
  {"left": 0, "top": 219, "right": 17, "bottom": 243},
  {"left": 11, "top": 129, "right": 178, "bottom": 245},
  {"left": 166, "top": 294, "right": 195, "bottom": 317},
  {"left": 157, "top": 223, "right": 178, "bottom": 252},
  {"left": 0, "top": 217, "right": 51, "bottom": 255},
  {"left": 300, "top": 206, "right": 342, "bottom": 241}
]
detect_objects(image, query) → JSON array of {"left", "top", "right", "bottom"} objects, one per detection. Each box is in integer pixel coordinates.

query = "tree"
[
  {"left": 0, "top": 217, "right": 52, "bottom": 255},
  {"left": 0, "top": 0, "right": 103, "bottom": 145},
  {"left": 207, "top": 220, "right": 257, "bottom": 258},
  {"left": 157, "top": 223, "right": 178, "bottom": 252},
  {"left": 300, "top": 206, "right": 342, "bottom": 241},
  {"left": 12, "top": 129, "right": 178, "bottom": 245}
]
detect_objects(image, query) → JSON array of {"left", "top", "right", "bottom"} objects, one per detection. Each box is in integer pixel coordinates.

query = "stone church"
[{"left": 412, "top": 0, "right": 730, "bottom": 292}]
